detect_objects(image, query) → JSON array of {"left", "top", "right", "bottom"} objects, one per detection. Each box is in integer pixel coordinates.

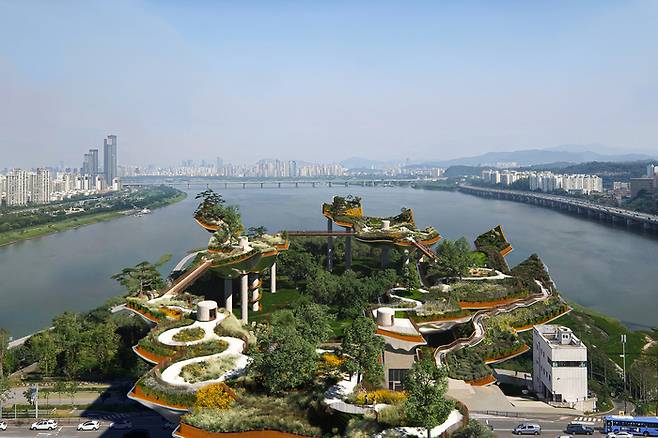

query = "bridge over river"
[{"left": 459, "top": 184, "right": 658, "bottom": 233}]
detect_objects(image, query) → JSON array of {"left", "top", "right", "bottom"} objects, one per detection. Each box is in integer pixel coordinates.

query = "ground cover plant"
[
  {"left": 444, "top": 348, "right": 492, "bottom": 381},
  {"left": 172, "top": 327, "right": 205, "bottom": 342},
  {"left": 181, "top": 355, "right": 239, "bottom": 384}
]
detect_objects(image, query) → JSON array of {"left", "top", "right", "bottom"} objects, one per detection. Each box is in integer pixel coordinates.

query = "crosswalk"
[{"left": 573, "top": 416, "right": 602, "bottom": 423}]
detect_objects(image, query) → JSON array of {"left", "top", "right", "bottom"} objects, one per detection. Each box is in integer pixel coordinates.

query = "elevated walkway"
[{"left": 161, "top": 259, "right": 212, "bottom": 298}]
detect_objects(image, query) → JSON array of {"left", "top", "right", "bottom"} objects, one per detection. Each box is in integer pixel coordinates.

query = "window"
[{"left": 388, "top": 369, "right": 408, "bottom": 391}]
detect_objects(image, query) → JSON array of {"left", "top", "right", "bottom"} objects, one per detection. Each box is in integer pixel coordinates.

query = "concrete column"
[
  {"left": 344, "top": 226, "right": 352, "bottom": 270},
  {"left": 403, "top": 249, "right": 410, "bottom": 266},
  {"left": 381, "top": 246, "right": 390, "bottom": 268},
  {"left": 250, "top": 273, "right": 260, "bottom": 312},
  {"left": 224, "top": 278, "right": 233, "bottom": 314},
  {"left": 241, "top": 274, "right": 248, "bottom": 324},
  {"left": 270, "top": 262, "right": 277, "bottom": 293},
  {"left": 327, "top": 218, "right": 334, "bottom": 271}
]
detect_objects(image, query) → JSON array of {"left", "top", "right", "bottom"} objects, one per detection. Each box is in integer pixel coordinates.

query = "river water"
[{"left": 1, "top": 184, "right": 656, "bottom": 338}]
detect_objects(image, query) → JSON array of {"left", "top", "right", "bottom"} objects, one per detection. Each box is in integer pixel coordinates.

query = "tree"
[
  {"left": 452, "top": 419, "right": 495, "bottom": 438},
  {"left": 341, "top": 317, "right": 384, "bottom": 384},
  {"left": 246, "top": 226, "right": 267, "bottom": 238},
  {"left": 53, "top": 380, "right": 67, "bottom": 404},
  {"left": 429, "top": 238, "right": 473, "bottom": 280},
  {"left": 403, "top": 357, "right": 454, "bottom": 438},
  {"left": 292, "top": 300, "right": 335, "bottom": 344},
  {"left": 402, "top": 259, "right": 421, "bottom": 292},
  {"left": 112, "top": 261, "right": 166, "bottom": 297},
  {"left": 29, "top": 331, "right": 58, "bottom": 377},
  {"left": 250, "top": 314, "right": 318, "bottom": 395},
  {"left": 0, "top": 328, "right": 8, "bottom": 380},
  {"left": 66, "top": 381, "right": 79, "bottom": 407},
  {"left": 279, "top": 251, "right": 320, "bottom": 286}
]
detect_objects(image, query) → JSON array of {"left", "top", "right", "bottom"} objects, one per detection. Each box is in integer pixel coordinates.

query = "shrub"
[
  {"left": 181, "top": 355, "right": 239, "bottom": 384},
  {"left": 321, "top": 353, "right": 344, "bottom": 369},
  {"left": 173, "top": 327, "right": 205, "bottom": 342},
  {"left": 214, "top": 313, "right": 254, "bottom": 345},
  {"left": 353, "top": 389, "right": 406, "bottom": 405},
  {"left": 194, "top": 383, "right": 236, "bottom": 410},
  {"left": 377, "top": 404, "right": 406, "bottom": 428}
]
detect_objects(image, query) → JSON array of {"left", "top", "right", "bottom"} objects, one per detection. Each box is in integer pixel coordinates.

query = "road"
[
  {"left": 0, "top": 415, "right": 174, "bottom": 438},
  {"left": 474, "top": 414, "right": 603, "bottom": 437}
]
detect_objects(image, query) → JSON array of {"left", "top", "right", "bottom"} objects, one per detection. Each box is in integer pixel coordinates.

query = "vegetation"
[
  {"left": 181, "top": 355, "right": 239, "bottom": 384},
  {"left": 403, "top": 357, "right": 454, "bottom": 438},
  {"left": 250, "top": 310, "right": 319, "bottom": 395},
  {"left": 0, "top": 186, "right": 185, "bottom": 247},
  {"left": 194, "top": 190, "right": 243, "bottom": 242},
  {"left": 444, "top": 349, "right": 491, "bottom": 382},
  {"left": 470, "top": 323, "right": 525, "bottom": 362},
  {"left": 172, "top": 327, "right": 206, "bottom": 343},
  {"left": 452, "top": 419, "right": 495, "bottom": 438},
  {"left": 510, "top": 254, "right": 555, "bottom": 292},
  {"left": 137, "top": 317, "right": 194, "bottom": 358},
  {"left": 341, "top": 317, "right": 385, "bottom": 385},
  {"left": 194, "top": 383, "right": 236, "bottom": 410},
  {"left": 112, "top": 254, "right": 171, "bottom": 297},
  {"left": 427, "top": 238, "right": 474, "bottom": 280}
]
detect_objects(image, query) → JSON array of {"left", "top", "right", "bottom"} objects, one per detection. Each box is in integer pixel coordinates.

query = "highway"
[
  {"left": 474, "top": 414, "right": 602, "bottom": 437},
  {"left": 460, "top": 184, "right": 658, "bottom": 226}
]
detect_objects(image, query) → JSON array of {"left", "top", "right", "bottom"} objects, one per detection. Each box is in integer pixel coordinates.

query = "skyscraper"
[
  {"left": 7, "top": 168, "right": 29, "bottom": 206},
  {"left": 104, "top": 135, "right": 118, "bottom": 184},
  {"left": 89, "top": 149, "right": 99, "bottom": 180},
  {"left": 34, "top": 168, "right": 51, "bottom": 204}
]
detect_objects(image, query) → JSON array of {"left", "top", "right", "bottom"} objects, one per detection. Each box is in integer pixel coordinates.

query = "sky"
[{"left": 1, "top": 0, "right": 657, "bottom": 168}]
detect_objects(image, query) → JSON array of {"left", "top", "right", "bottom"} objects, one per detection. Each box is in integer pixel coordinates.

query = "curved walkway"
[{"left": 159, "top": 336, "right": 248, "bottom": 389}]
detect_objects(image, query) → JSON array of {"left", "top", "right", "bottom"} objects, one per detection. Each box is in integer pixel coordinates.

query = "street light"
[{"left": 621, "top": 334, "right": 627, "bottom": 414}]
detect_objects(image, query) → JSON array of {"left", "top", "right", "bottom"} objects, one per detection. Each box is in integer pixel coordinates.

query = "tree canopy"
[
  {"left": 112, "top": 258, "right": 169, "bottom": 297},
  {"left": 428, "top": 237, "right": 473, "bottom": 280},
  {"left": 403, "top": 357, "right": 454, "bottom": 438},
  {"left": 341, "top": 317, "right": 384, "bottom": 385}
]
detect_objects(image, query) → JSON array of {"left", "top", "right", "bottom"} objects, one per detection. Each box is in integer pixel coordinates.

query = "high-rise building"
[
  {"left": 7, "top": 168, "right": 29, "bottom": 206},
  {"left": 104, "top": 135, "right": 118, "bottom": 185},
  {"left": 89, "top": 148, "right": 99, "bottom": 180},
  {"left": 34, "top": 168, "right": 51, "bottom": 204}
]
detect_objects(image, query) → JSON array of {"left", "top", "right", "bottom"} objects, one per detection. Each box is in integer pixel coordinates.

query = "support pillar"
[
  {"left": 381, "top": 246, "right": 390, "bottom": 268},
  {"left": 327, "top": 218, "right": 333, "bottom": 271},
  {"left": 250, "top": 273, "right": 260, "bottom": 312},
  {"left": 270, "top": 262, "right": 277, "bottom": 293},
  {"left": 224, "top": 278, "right": 233, "bottom": 314},
  {"left": 344, "top": 226, "right": 352, "bottom": 270},
  {"left": 241, "top": 274, "right": 248, "bottom": 324}
]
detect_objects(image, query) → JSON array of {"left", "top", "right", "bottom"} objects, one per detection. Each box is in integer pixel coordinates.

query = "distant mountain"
[
  {"left": 340, "top": 157, "right": 403, "bottom": 170},
  {"left": 422, "top": 146, "right": 656, "bottom": 168}
]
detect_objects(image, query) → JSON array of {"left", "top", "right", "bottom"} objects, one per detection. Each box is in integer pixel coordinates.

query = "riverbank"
[{"left": 0, "top": 189, "right": 186, "bottom": 247}]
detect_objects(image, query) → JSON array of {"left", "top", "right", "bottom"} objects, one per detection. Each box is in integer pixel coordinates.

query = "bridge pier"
[
  {"left": 224, "top": 278, "right": 233, "bottom": 314},
  {"left": 295, "top": 182, "right": 299, "bottom": 188},
  {"left": 250, "top": 273, "right": 260, "bottom": 312},
  {"left": 270, "top": 263, "right": 277, "bottom": 293},
  {"left": 344, "top": 227, "right": 352, "bottom": 270},
  {"left": 345, "top": 182, "right": 348, "bottom": 187},
  {"left": 260, "top": 182, "right": 264, "bottom": 188},
  {"left": 312, "top": 182, "right": 316, "bottom": 188},
  {"left": 242, "top": 183, "right": 246, "bottom": 189},
  {"left": 626, "top": 218, "right": 634, "bottom": 227},
  {"left": 224, "top": 183, "right": 228, "bottom": 189},
  {"left": 240, "top": 274, "right": 248, "bottom": 324},
  {"left": 278, "top": 182, "right": 281, "bottom": 188},
  {"left": 328, "top": 182, "right": 332, "bottom": 187},
  {"left": 327, "top": 219, "right": 334, "bottom": 272}
]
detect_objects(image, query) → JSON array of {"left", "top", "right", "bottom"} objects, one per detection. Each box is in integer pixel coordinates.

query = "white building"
[
  {"left": 532, "top": 325, "right": 595, "bottom": 411},
  {"left": 33, "top": 168, "right": 52, "bottom": 204},
  {"left": 6, "top": 168, "right": 29, "bottom": 206}
]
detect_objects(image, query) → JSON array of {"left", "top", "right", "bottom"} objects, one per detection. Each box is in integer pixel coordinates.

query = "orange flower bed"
[
  {"left": 466, "top": 374, "right": 496, "bottom": 386},
  {"left": 130, "top": 384, "right": 189, "bottom": 411},
  {"left": 126, "top": 303, "right": 161, "bottom": 323},
  {"left": 483, "top": 344, "right": 530, "bottom": 364},
  {"left": 160, "top": 306, "right": 183, "bottom": 320},
  {"left": 458, "top": 297, "right": 524, "bottom": 309},
  {"left": 176, "top": 423, "right": 313, "bottom": 438},
  {"left": 133, "top": 345, "right": 168, "bottom": 364}
]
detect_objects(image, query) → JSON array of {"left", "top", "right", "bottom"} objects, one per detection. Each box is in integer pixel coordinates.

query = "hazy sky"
[{"left": 1, "top": 1, "right": 657, "bottom": 168}]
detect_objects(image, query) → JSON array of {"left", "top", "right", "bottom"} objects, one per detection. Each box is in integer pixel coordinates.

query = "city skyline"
[{"left": 1, "top": 1, "right": 657, "bottom": 168}]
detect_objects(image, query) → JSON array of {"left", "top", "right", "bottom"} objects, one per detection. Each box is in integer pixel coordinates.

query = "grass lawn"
[
  {"left": 554, "top": 302, "right": 652, "bottom": 368},
  {"left": 248, "top": 279, "right": 303, "bottom": 323}
]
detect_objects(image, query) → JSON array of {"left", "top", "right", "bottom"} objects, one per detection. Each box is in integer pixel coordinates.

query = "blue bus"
[{"left": 603, "top": 416, "right": 658, "bottom": 436}]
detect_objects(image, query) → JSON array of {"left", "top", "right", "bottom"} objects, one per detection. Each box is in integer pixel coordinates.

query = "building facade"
[
  {"left": 104, "top": 134, "right": 118, "bottom": 184},
  {"left": 532, "top": 325, "right": 595, "bottom": 411}
]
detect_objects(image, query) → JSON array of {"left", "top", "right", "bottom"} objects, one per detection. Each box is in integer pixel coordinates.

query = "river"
[{"left": 0, "top": 184, "right": 656, "bottom": 338}]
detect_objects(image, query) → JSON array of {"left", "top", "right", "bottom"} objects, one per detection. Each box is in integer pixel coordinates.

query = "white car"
[
  {"left": 607, "top": 433, "right": 633, "bottom": 438},
  {"left": 109, "top": 419, "right": 133, "bottom": 430},
  {"left": 30, "top": 419, "right": 58, "bottom": 430},
  {"left": 77, "top": 420, "right": 101, "bottom": 431},
  {"left": 0, "top": 420, "right": 6, "bottom": 431}
]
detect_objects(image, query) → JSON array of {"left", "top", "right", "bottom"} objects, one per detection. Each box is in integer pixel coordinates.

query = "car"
[
  {"left": 513, "top": 423, "right": 542, "bottom": 435},
  {"left": 30, "top": 419, "right": 58, "bottom": 430},
  {"left": 110, "top": 419, "right": 133, "bottom": 430},
  {"left": 606, "top": 433, "right": 633, "bottom": 438},
  {"left": 77, "top": 420, "right": 101, "bottom": 431},
  {"left": 0, "top": 420, "right": 6, "bottom": 431},
  {"left": 556, "top": 435, "right": 573, "bottom": 438},
  {"left": 565, "top": 423, "right": 594, "bottom": 435}
]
